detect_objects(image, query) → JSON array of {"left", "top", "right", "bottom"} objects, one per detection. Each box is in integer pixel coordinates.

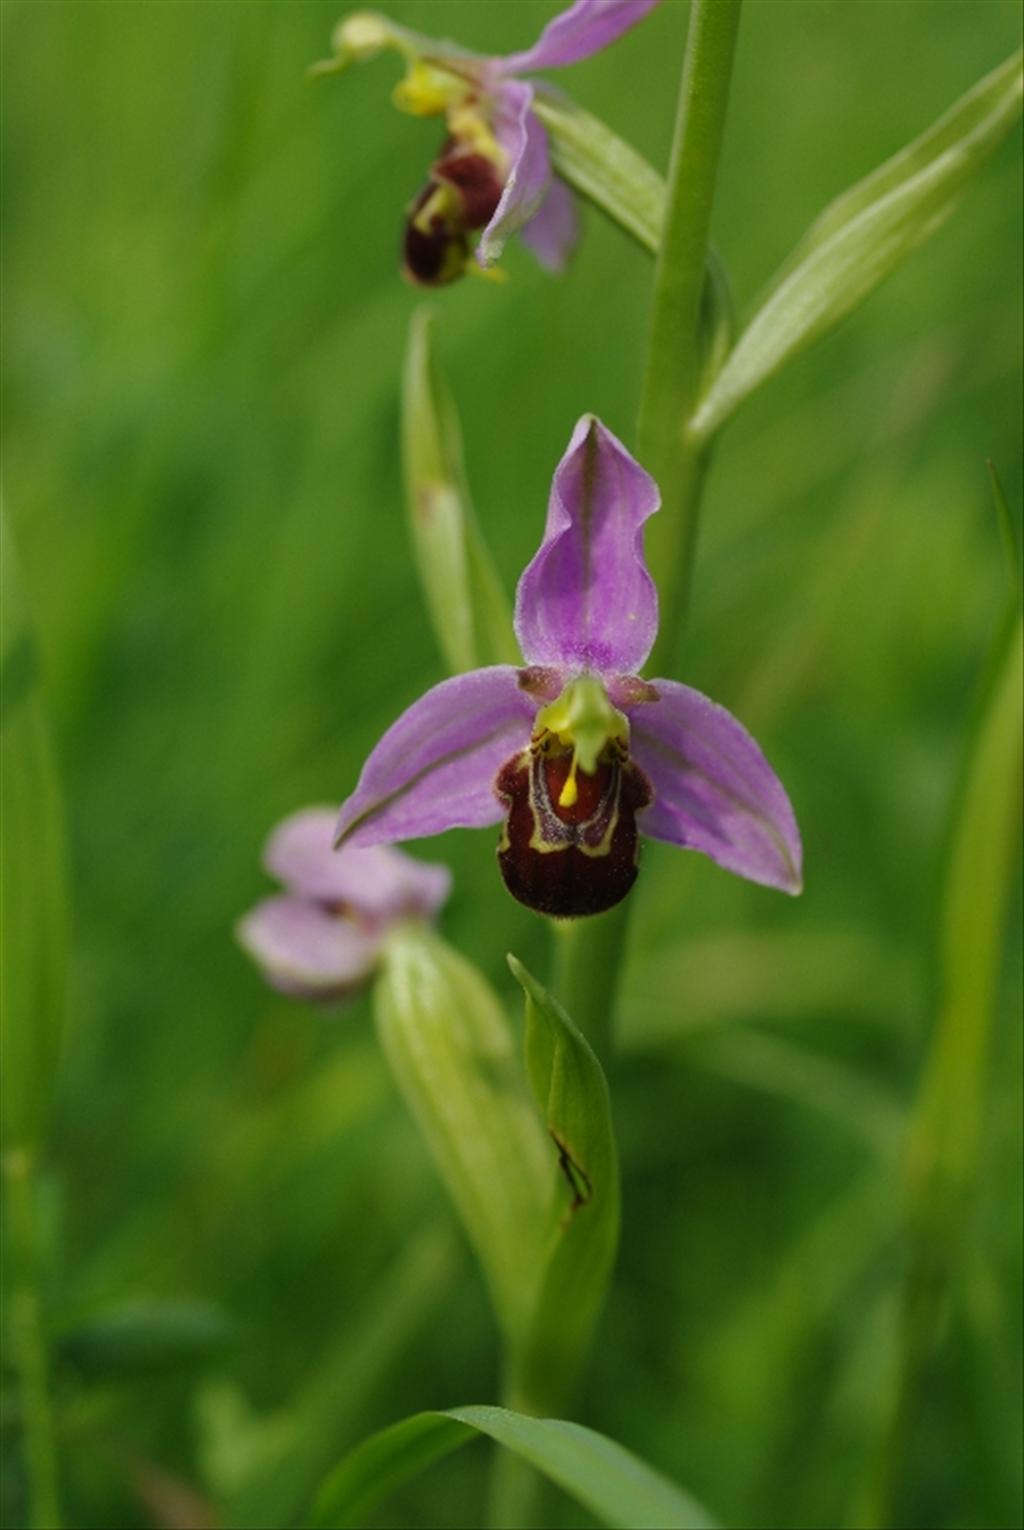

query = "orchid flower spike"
[
  {"left": 336, "top": 418, "right": 803, "bottom": 919},
  {"left": 237, "top": 807, "right": 451, "bottom": 1000},
  {"left": 317, "top": 0, "right": 660, "bottom": 285}
]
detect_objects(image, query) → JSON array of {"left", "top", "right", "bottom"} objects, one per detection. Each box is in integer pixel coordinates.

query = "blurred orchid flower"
[
  {"left": 336, "top": 417, "right": 803, "bottom": 918},
  {"left": 237, "top": 807, "right": 451, "bottom": 1001},
  {"left": 317, "top": 1, "right": 660, "bottom": 284}
]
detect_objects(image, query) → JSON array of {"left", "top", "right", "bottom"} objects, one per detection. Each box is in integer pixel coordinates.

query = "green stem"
[
  {"left": 548, "top": 1, "right": 742, "bottom": 1058},
  {"left": 646, "top": 443, "right": 711, "bottom": 675},
  {"left": 485, "top": 1363, "right": 553, "bottom": 1529},
  {"left": 4, "top": 1149, "right": 61, "bottom": 1530},
  {"left": 549, "top": 904, "right": 630, "bottom": 1061},
  {"left": 486, "top": 1438, "right": 542, "bottom": 1530},
  {"left": 639, "top": 0, "right": 742, "bottom": 674}
]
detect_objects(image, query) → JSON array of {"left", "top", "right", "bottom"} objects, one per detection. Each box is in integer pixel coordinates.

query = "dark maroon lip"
[
  {"left": 433, "top": 149, "right": 504, "bottom": 229},
  {"left": 401, "top": 127, "right": 507, "bottom": 287},
  {"left": 402, "top": 181, "right": 469, "bottom": 287},
  {"left": 494, "top": 747, "right": 653, "bottom": 919}
]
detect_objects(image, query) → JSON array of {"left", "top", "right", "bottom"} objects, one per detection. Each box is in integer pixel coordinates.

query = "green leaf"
[
  {"left": 401, "top": 310, "right": 517, "bottom": 673},
  {"left": 0, "top": 510, "right": 69, "bottom": 1153},
  {"left": 531, "top": 91, "right": 666, "bottom": 256},
  {"left": 507, "top": 954, "right": 620, "bottom": 1413},
  {"left": 373, "top": 927, "right": 551, "bottom": 1347},
  {"left": 308, "top": 1405, "right": 718, "bottom": 1530},
  {"left": 692, "top": 50, "right": 1024, "bottom": 439},
  {"left": 56, "top": 1300, "right": 233, "bottom": 1379}
]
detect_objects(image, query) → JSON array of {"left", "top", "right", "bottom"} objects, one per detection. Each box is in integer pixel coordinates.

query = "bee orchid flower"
[
  {"left": 319, "top": 0, "right": 660, "bottom": 284},
  {"left": 237, "top": 807, "right": 451, "bottom": 1000},
  {"left": 335, "top": 417, "right": 803, "bottom": 919}
]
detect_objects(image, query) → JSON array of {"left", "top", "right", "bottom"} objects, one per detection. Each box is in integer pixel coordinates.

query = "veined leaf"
[
  {"left": 308, "top": 1405, "right": 717, "bottom": 1530},
  {"left": 402, "top": 311, "right": 517, "bottom": 673},
  {"left": 0, "top": 510, "right": 69, "bottom": 1153},
  {"left": 692, "top": 50, "right": 1024, "bottom": 439},
  {"left": 373, "top": 926, "right": 551, "bottom": 1346},
  {"left": 508, "top": 955, "right": 619, "bottom": 1413}
]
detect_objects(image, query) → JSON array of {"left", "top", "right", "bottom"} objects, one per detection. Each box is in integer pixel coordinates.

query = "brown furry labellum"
[
  {"left": 495, "top": 736, "right": 652, "bottom": 918},
  {"left": 403, "top": 146, "right": 505, "bottom": 287}
]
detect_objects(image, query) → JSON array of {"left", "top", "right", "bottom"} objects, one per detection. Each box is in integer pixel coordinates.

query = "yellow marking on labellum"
[
  {"left": 495, "top": 732, "right": 651, "bottom": 917},
  {"left": 528, "top": 799, "right": 621, "bottom": 858},
  {"left": 410, "top": 181, "right": 459, "bottom": 235},
  {"left": 523, "top": 735, "right": 624, "bottom": 859},
  {"left": 559, "top": 756, "right": 579, "bottom": 809}
]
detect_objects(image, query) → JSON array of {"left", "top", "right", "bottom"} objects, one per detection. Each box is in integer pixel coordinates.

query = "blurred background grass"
[{"left": 2, "top": 2, "right": 1022, "bottom": 1527}]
